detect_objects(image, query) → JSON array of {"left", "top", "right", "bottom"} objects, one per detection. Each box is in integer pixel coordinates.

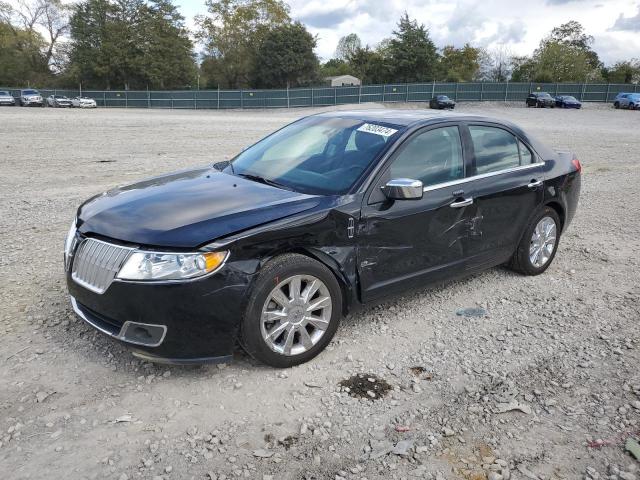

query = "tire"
[
  {"left": 508, "top": 206, "right": 561, "bottom": 276},
  {"left": 614, "top": 102, "right": 620, "bottom": 109},
  {"left": 240, "top": 253, "right": 343, "bottom": 368}
]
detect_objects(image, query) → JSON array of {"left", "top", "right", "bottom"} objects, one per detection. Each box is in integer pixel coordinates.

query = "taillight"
[{"left": 572, "top": 158, "right": 582, "bottom": 173}]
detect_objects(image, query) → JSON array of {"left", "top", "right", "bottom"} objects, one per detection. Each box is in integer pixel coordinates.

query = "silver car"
[
  {"left": 20, "top": 89, "right": 44, "bottom": 107},
  {"left": 71, "top": 96, "right": 97, "bottom": 108},
  {"left": 0, "top": 90, "right": 16, "bottom": 106},
  {"left": 615, "top": 93, "right": 640, "bottom": 110},
  {"left": 47, "top": 95, "right": 72, "bottom": 108}
]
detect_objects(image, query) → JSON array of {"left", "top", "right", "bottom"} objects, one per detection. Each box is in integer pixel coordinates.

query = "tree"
[
  {"left": 548, "top": 20, "right": 601, "bottom": 70},
  {"left": 319, "top": 58, "right": 351, "bottom": 78},
  {"left": 250, "top": 21, "right": 318, "bottom": 88},
  {"left": 511, "top": 22, "right": 603, "bottom": 82},
  {"left": 348, "top": 46, "right": 391, "bottom": 84},
  {"left": 603, "top": 60, "right": 640, "bottom": 84},
  {"left": 196, "top": 0, "right": 290, "bottom": 88},
  {"left": 476, "top": 45, "right": 514, "bottom": 81},
  {"left": 387, "top": 13, "right": 439, "bottom": 83},
  {"left": 335, "top": 33, "right": 361, "bottom": 61},
  {"left": 68, "top": 0, "right": 196, "bottom": 89},
  {"left": 0, "top": 19, "right": 50, "bottom": 85},
  {"left": 438, "top": 44, "right": 480, "bottom": 82}
]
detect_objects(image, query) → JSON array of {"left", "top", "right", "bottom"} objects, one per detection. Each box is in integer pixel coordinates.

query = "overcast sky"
[{"left": 172, "top": 0, "right": 640, "bottom": 65}]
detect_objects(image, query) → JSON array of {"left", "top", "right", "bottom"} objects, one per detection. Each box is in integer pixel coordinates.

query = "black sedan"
[
  {"left": 429, "top": 95, "right": 455, "bottom": 109},
  {"left": 526, "top": 92, "right": 555, "bottom": 108},
  {"left": 65, "top": 110, "right": 581, "bottom": 367},
  {"left": 555, "top": 95, "right": 582, "bottom": 109}
]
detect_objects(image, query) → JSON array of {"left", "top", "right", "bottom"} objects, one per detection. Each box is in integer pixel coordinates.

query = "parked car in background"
[
  {"left": 526, "top": 92, "right": 555, "bottom": 108},
  {"left": 19, "top": 89, "right": 43, "bottom": 107},
  {"left": 613, "top": 92, "right": 632, "bottom": 108},
  {"left": 614, "top": 93, "right": 640, "bottom": 110},
  {"left": 0, "top": 90, "right": 16, "bottom": 106},
  {"left": 554, "top": 95, "right": 582, "bottom": 109},
  {"left": 64, "top": 110, "right": 581, "bottom": 367},
  {"left": 429, "top": 95, "right": 455, "bottom": 110},
  {"left": 71, "top": 96, "right": 97, "bottom": 108},
  {"left": 47, "top": 95, "right": 72, "bottom": 108}
]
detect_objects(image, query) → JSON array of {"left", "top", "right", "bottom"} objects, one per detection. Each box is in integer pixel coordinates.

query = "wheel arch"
[
  {"left": 257, "top": 247, "right": 356, "bottom": 317},
  {"left": 544, "top": 200, "right": 566, "bottom": 231}
]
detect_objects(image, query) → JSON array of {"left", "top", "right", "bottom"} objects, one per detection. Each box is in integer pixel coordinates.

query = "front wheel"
[
  {"left": 240, "top": 254, "right": 342, "bottom": 368},
  {"left": 508, "top": 207, "right": 561, "bottom": 276}
]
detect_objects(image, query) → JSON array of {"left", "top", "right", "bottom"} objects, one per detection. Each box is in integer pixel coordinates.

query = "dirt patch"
[{"left": 339, "top": 374, "right": 392, "bottom": 400}]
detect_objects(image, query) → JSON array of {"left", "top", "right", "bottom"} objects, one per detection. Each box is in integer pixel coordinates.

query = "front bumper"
[
  {"left": 0, "top": 99, "right": 15, "bottom": 105},
  {"left": 66, "top": 258, "right": 255, "bottom": 364}
]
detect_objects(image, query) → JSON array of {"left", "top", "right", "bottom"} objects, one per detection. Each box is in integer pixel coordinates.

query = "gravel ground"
[{"left": 1, "top": 102, "right": 639, "bottom": 480}]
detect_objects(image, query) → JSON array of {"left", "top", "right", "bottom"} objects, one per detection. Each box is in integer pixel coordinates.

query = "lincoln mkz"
[{"left": 64, "top": 110, "right": 581, "bottom": 367}]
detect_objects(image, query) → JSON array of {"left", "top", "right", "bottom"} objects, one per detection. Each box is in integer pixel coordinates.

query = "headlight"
[
  {"left": 117, "top": 250, "right": 228, "bottom": 281},
  {"left": 64, "top": 219, "right": 78, "bottom": 270}
]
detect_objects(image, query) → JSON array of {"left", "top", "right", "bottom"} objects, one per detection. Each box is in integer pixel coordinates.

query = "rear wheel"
[
  {"left": 240, "top": 254, "right": 342, "bottom": 368},
  {"left": 509, "top": 207, "right": 561, "bottom": 276}
]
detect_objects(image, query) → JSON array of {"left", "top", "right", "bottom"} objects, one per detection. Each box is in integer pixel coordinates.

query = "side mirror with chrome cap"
[{"left": 381, "top": 178, "right": 424, "bottom": 200}]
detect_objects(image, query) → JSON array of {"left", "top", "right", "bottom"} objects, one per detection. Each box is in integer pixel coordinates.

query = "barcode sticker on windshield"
[{"left": 357, "top": 123, "right": 398, "bottom": 137}]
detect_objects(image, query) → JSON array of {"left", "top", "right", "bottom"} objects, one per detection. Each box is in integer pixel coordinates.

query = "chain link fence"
[{"left": 3, "top": 82, "right": 639, "bottom": 109}]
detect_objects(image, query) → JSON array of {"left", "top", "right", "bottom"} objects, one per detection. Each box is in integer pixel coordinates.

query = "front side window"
[
  {"left": 227, "top": 117, "right": 402, "bottom": 195},
  {"left": 388, "top": 126, "right": 464, "bottom": 186},
  {"left": 469, "top": 126, "right": 521, "bottom": 174}
]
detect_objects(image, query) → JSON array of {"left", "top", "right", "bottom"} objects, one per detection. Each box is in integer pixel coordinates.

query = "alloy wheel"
[
  {"left": 529, "top": 216, "right": 557, "bottom": 268},
  {"left": 260, "top": 275, "right": 332, "bottom": 356}
]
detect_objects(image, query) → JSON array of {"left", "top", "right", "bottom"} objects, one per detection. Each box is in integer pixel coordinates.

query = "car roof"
[
  {"left": 313, "top": 109, "right": 493, "bottom": 127},
  {"left": 314, "top": 109, "right": 515, "bottom": 128},
  {"left": 311, "top": 109, "right": 556, "bottom": 159}
]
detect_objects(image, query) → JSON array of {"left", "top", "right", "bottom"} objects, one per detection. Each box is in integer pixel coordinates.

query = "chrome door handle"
[
  {"left": 528, "top": 179, "right": 543, "bottom": 189},
  {"left": 450, "top": 197, "right": 474, "bottom": 208}
]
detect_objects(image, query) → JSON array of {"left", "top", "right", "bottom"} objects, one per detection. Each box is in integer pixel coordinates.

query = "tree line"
[{"left": 1, "top": 0, "right": 639, "bottom": 90}]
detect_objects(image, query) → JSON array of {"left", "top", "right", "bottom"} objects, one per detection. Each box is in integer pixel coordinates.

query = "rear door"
[
  {"left": 357, "top": 124, "right": 477, "bottom": 302},
  {"left": 461, "top": 123, "right": 545, "bottom": 266}
]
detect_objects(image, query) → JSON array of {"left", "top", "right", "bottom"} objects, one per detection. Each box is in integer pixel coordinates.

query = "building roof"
[{"left": 325, "top": 75, "right": 360, "bottom": 81}]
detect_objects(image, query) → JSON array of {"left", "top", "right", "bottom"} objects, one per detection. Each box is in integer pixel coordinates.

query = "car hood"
[{"left": 77, "top": 168, "right": 322, "bottom": 248}]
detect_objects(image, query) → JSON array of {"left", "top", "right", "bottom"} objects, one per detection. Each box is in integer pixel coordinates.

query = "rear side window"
[
  {"left": 519, "top": 141, "right": 533, "bottom": 164},
  {"left": 389, "top": 126, "right": 464, "bottom": 186},
  {"left": 469, "top": 126, "right": 521, "bottom": 174}
]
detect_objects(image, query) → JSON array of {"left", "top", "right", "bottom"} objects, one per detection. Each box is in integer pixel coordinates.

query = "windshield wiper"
[{"left": 236, "top": 173, "right": 293, "bottom": 191}]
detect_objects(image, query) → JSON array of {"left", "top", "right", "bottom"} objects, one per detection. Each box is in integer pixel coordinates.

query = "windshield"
[
  {"left": 538, "top": 93, "right": 552, "bottom": 98},
  {"left": 438, "top": 96, "right": 450, "bottom": 100},
  {"left": 563, "top": 96, "right": 578, "bottom": 101},
  {"left": 0, "top": 91, "right": 10, "bottom": 96},
  {"left": 23, "top": 90, "right": 38, "bottom": 95},
  {"left": 225, "top": 116, "right": 402, "bottom": 195}
]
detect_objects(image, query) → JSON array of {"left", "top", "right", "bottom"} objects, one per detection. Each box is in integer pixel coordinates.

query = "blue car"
[
  {"left": 555, "top": 95, "right": 582, "bottom": 109},
  {"left": 614, "top": 93, "right": 640, "bottom": 110}
]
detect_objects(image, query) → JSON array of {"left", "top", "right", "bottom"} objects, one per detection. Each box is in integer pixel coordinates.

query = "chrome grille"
[{"left": 71, "top": 238, "right": 134, "bottom": 294}]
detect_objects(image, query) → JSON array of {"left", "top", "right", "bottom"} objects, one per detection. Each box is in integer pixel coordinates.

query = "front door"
[{"left": 357, "top": 124, "right": 476, "bottom": 302}]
